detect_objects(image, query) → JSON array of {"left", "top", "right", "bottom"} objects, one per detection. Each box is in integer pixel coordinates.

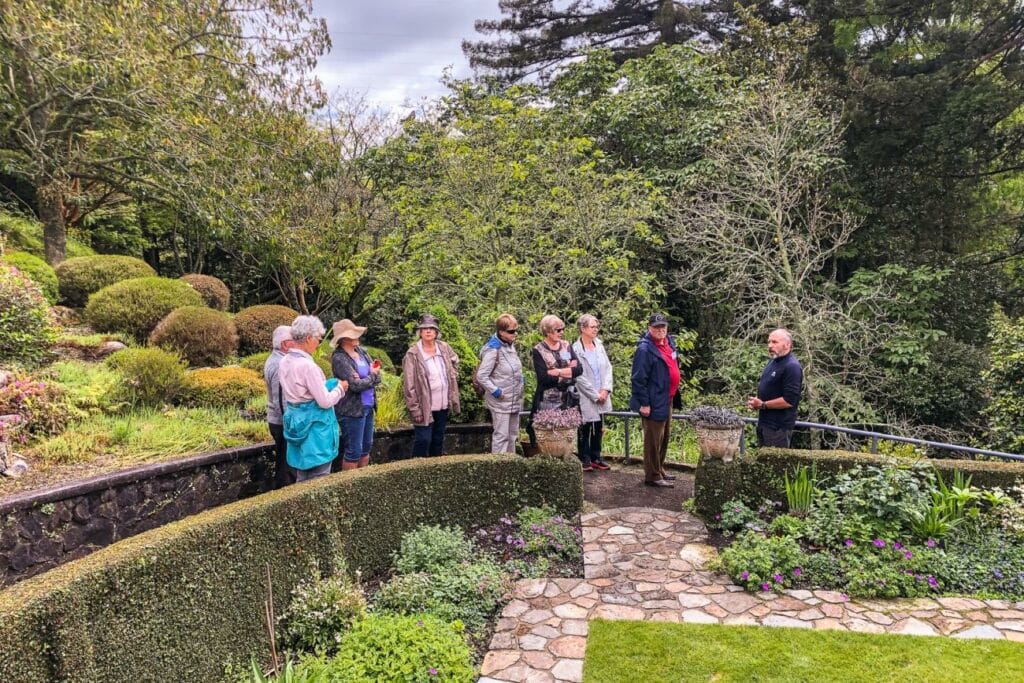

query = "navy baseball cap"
[{"left": 648, "top": 313, "right": 669, "bottom": 326}]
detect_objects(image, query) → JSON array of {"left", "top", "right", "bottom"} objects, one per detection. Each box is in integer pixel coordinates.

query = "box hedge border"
[
  {"left": 694, "top": 448, "right": 1024, "bottom": 519},
  {"left": 0, "top": 454, "right": 582, "bottom": 682}
]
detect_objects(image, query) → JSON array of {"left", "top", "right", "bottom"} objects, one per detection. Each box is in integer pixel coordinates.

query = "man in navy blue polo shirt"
[{"left": 747, "top": 329, "right": 803, "bottom": 447}]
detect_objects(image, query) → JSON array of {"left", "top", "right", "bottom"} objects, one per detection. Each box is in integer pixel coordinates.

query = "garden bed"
[{"left": 706, "top": 454, "right": 1024, "bottom": 601}]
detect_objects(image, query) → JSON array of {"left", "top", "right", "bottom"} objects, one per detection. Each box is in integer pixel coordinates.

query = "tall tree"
[
  {"left": 0, "top": 0, "right": 328, "bottom": 263},
  {"left": 464, "top": 0, "right": 790, "bottom": 82}
]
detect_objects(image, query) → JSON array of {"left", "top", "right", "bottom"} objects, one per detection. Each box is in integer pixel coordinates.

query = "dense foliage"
[
  {"left": 183, "top": 367, "right": 265, "bottom": 409},
  {"left": 0, "top": 264, "right": 55, "bottom": 365},
  {"left": 105, "top": 347, "right": 189, "bottom": 408},
  {"left": 1, "top": 251, "right": 58, "bottom": 303}
]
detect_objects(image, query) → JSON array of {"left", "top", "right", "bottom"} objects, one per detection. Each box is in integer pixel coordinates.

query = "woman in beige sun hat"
[{"left": 330, "top": 318, "right": 382, "bottom": 470}]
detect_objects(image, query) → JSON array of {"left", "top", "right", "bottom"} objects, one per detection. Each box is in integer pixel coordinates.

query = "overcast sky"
[{"left": 311, "top": 0, "right": 504, "bottom": 113}]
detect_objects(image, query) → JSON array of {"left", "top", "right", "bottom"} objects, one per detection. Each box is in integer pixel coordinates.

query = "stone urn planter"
[
  {"left": 689, "top": 406, "right": 744, "bottom": 463},
  {"left": 534, "top": 427, "right": 576, "bottom": 457},
  {"left": 532, "top": 407, "right": 583, "bottom": 458}
]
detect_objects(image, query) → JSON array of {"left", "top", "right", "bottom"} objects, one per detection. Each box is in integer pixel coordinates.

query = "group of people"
[
  {"left": 262, "top": 310, "right": 803, "bottom": 489},
  {"left": 263, "top": 314, "right": 461, "bottom": 485}
]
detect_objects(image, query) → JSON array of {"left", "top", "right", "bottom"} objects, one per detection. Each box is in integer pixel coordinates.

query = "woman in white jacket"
[{"left": 572, "top": 314, "right": 613, "bottom": 471}]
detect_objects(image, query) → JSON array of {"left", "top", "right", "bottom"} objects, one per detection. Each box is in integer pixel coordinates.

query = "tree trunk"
[{"left": 38, "top": 181, "right": 67, "bottom": 265}]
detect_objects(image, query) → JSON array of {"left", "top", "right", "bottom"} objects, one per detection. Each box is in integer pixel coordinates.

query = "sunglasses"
[
  {"left": 554, "top": 327, "right": 565, "bottom": 333},
  {"left": 503, "top": 328, "right": 519, "bottom": 334}
]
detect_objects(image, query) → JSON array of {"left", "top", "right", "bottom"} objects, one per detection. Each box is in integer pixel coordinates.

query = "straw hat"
[{"left": 329, "top": 319, "right": 367, "bottom": 348}]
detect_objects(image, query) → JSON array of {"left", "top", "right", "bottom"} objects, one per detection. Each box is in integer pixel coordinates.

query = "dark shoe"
[
  {"left": 592, "top": 460, "right": 611, "bottom": 471},
  {"left": 644, "top": 479, "right": 674, "bottom": 488},
  {"left": 581, "top": 463, "right": 594, "bottom": 472},
  {"left": 661, "top": 474, "right": 677, "bottom": 481}
]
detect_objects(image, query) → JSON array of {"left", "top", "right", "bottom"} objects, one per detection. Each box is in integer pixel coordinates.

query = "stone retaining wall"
[{"left": 0, "top": 423, "right": 491, "bottom": 587}]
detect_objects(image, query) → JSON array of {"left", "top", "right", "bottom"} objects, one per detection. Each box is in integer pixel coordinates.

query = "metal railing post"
[
  {"left": 871, "top": 435, "right": 879, "bottom": 454},
  {"left": 623, "top": 416, "right": 631, "bottom": 465}
]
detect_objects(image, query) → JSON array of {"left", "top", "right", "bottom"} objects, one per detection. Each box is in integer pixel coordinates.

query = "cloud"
[{"left": 311, "top": 0, "right": 502, "bottom": 111}]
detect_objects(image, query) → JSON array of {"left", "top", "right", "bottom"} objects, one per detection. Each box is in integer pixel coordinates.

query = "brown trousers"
[{"left": 641, "top": 412, "right": 671, "bottom": 483}]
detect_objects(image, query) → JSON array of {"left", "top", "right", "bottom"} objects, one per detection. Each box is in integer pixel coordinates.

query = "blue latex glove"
[
  {"left": 491, "top": 388, "right": 503, "bottom": 398},
  {"left": 325, "top": 377, "right": 340, "bottom": 391}
]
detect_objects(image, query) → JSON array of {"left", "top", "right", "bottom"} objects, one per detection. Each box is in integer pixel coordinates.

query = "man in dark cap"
[{"left": 629, "top": 314, "right": 683, "bottom": 488}]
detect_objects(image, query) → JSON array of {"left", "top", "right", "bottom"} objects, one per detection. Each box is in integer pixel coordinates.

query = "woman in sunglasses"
[
  {"left": 526, "top": 314, "right": 583, "bottom": 449},
  {"left": 477, "top": 313, "right": 525, "bottom": 454}
]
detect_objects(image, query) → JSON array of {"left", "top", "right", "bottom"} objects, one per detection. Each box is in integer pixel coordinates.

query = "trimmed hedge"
[
  {"left": 0, "top": 454, "right": 582, "bottom": 682},
  {"left": 85, "top": 277, "right": 203, "bottom": 341},
  {"left": 55, "top": 255, "right": 155, "bottom": 307},
  {"left": 694, "top": 448, "right": 1024, "bottom": 519}
]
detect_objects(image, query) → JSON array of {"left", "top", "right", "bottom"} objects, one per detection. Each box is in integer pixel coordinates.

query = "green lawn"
[{"left": 584, "top": 620, "right": 1024, "bottom": 682}]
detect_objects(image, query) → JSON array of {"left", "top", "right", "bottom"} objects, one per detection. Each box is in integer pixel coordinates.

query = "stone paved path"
[{"left": 479, "top": 507, "right": 1024, "bottom": 683}]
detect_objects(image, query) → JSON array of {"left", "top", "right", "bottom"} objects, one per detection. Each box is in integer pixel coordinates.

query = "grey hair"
[
  {"left": 271, "top": 325, "right": 292, "bottom": 350},
  {"left": 771, "top": 328, "right": 793, "bottom": 345},
  {"left": 290, "top": 315, "right": 326, "bottom": 343},
  {"left": 577, "top": 314, "right": 599, "bottom": 331},
  {"left": 539, "top": 314, "right": 564, "bottom": 335}
]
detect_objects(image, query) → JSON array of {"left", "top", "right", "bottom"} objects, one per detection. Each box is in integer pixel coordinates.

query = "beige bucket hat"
[{"left": 329, "top": 318, "right": 367, "bottom": 348}]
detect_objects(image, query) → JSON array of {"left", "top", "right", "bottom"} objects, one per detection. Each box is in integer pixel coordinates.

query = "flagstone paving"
[{"left": 478, "top": 507, "right": 1024, "bottom": 683}]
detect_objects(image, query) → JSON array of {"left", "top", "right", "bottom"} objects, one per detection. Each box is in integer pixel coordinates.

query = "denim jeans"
[
  {"left": 339, "top": 405, "right": 375, "bottom": 463},
  {"left": 413, "top": 409, "right": 449, "bottom": 457}
]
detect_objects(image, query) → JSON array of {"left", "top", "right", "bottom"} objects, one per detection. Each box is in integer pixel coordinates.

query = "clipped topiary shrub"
[
  {"left": 0, "top": 455, "right": 581, "bottom": 682},
  {"left": 234, "top": 304, "right": 299, "bottom": 355},
  {"left": 0, "top": 264, "right": 56, "bottom": 366},
  {"left": 105, "top": 347, "right": 188, "bottom": 408},
  {"left": 2, "top": 251, "right": 58, "bottom": 303},
  {"left": 55, "top": 255, "right": 155, "bottom": 307},
  {"left": 85, "top": 277, "right": 203, "bottom": 341},
  {"left": 306, "top": 614, "right": 475, "bottom": 682},
  {"left": 179, "top": 273, "right": 230, "bottom": 311},
  {"left": 149, "top": 306, "right": 238, "bottom": 367},
  {"left": 239, "top": 351, "right": 270, "bottom": 374},
  {"left": 183, "top": 366, "right": 265, "bottom": 408}
]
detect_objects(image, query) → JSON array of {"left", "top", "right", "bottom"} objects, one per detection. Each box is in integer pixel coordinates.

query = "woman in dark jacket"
[
  {"left": 330, "top": 318, "right": 382, "bottom": 470},
  {"left": 526, "top": 314, "right": 582, "bottom": 447}
]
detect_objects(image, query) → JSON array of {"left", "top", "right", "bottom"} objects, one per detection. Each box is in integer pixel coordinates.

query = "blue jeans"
[
  {"left": 294, "top": 462, "right": 331, "bottom": 482},
  {"left": 413, "top": 409, "right": 449, "bottom": 457},
  {"left": 339, "top": 406, "right": 375, "bottom": 463}
]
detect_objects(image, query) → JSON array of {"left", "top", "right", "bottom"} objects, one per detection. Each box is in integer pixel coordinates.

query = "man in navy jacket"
[
  {"left": 630, "top": 314, "right": 683, "bottom": 488},
  {"left": 747, "top": 328, "right": 803, "bottom": 447}
]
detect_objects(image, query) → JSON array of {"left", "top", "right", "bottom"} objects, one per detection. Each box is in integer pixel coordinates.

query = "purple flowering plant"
[{"left": 532, "top": 407, "right": 584, "bottom": 430}]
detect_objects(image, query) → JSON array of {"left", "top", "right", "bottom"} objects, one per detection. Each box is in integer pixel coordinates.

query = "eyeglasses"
[{"left": 502, "top": 328, "right": 519, "bottom": 335}]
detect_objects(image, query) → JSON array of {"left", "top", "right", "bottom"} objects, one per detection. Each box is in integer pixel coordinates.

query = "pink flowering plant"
[{"left": 0, "top": 374, "right": 69, "bottom": 439}]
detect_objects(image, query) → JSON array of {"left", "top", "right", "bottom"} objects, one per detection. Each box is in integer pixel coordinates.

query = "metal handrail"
[{"left": 594, "top": 410, "right": 1024, "bottom": 464}]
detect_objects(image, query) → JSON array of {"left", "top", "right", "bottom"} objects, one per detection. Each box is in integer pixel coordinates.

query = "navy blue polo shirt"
[{"left": 757, "top": 352, "right": 803, "bottom": 430}]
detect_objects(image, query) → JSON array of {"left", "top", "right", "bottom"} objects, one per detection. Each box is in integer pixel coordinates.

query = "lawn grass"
[{"left": 584, "top": 620, "right": 1024, "bottom": 682}]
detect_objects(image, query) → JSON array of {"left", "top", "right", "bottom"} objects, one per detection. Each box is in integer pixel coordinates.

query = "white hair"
[
  {"left": 577, "top": 314, "right": 599, "bottom": 331},
  {"left": 290, "top": 316, "right": 325, "bottom": 343},
  {"left": 271, "top": 325, "right": 292, "bottom": 350}
]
